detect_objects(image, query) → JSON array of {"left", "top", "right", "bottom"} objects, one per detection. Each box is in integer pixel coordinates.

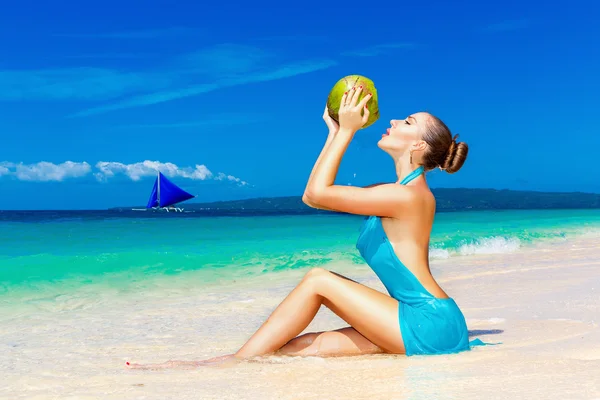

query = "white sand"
[{"left": 2, "top": 236, "right": 600, "bottom": 399}]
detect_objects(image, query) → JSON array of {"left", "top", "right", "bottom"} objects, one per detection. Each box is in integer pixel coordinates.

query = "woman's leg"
[
  {"left": 126, "top": 355, "right": 236, "bottom": 370},
  {"left": 234, "top": 267, "right": 405, "bottom": 358},
  {"left": 277, "top": 327, "right": 385, "bottom": 357},
  {"left": 126, "top": 268, "right": 404, "bottom": 370}
]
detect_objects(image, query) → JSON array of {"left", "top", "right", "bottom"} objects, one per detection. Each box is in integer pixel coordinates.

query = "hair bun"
[{"left": 441, "top": 134, "right": 468, "bottom": 174}]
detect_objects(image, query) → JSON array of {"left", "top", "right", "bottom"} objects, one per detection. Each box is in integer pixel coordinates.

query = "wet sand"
[{"left": 2, "top": 235, "right": 600, "bottom": 400}]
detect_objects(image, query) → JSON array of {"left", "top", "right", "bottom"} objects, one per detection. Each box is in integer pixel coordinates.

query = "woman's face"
[{"left": 377, "top": 112, "right": 429, "bottom": 156}]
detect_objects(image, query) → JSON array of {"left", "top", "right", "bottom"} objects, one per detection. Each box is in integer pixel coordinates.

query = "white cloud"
[
  {"left": 94, "top": 160, "right": 247, "bottom": 186},
  {"left": 3, "top": 37, "right": 416, "bottom": 117},
  {"left": 71, "top": 58, "right": 336, "bottom": 117},
  {"left": 215, "top": 172, "right": 249, "bottom": 186},
  {"left": 0, "top": 163, "right": 12, "bottom": 176},
  {"left": 0, "top": 68, "right": 173, "bottom": 101},
  {"left": 0, "top": 161, "right": 92, "bottom": 181},
  {"left": 94, "top": 160, "right": 212, "bottom": 181},
  {"left": 173, "top": 43, "right": 276, "bottom": 76},
  {"left": 1, "top": 41, "right": 336, "bottom": 117},
  {"left": 0, "top": 160, "right": 248, "bottom": 186}
]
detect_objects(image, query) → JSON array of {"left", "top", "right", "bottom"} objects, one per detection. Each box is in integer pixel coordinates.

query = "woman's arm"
[
  {"left": 303, "top": 137, "right": 388, "bottom": 211},
  {"left": 303, "top": 107, "right": 340, "bottom": 211},
  {"left": 304, "top": 129, "right": 414, "bottom": 217},
  {"left": 303, "top": 87, "right": 415, "bottom": 217},
  {"left": 302, "top": 131, "right": 336, "bottom": 211}
]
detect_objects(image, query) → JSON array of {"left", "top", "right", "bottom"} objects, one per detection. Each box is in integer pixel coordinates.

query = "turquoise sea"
[{"left": 2, "top": 208, "right": 600, "bottom": 304}]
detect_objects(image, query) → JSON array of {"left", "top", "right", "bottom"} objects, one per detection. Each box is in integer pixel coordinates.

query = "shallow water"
[
  {"left": 2, "top": 236, "right": 600, "bottom": 399},
  {"left": 2, "top": 209, "right": 599, "bottom": 294},
  {"left": 2, "top": 209, "right": 600, "bottom": 399}
]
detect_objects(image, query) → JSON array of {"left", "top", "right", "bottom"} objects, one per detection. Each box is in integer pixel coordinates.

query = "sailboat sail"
[
  {"left": 146, "top": 172, "right": 195, "bottom": 209},
  {"left": 146, "top": 178, "right": 159, "bottom": 208}
]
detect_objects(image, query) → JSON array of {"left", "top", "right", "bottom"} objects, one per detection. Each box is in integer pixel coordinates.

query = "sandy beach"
[{"left": 2, "top": 233, "right": 600, "bottom": 400}]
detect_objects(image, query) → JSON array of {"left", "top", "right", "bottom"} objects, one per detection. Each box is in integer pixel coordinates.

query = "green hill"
[{"left": 110, "top": 188, "right": 600, "bottom": 213}]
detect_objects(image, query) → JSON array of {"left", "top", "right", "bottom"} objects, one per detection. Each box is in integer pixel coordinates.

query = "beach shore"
[{"left": 2, "top": 234, "right": 599, "bottom": 400}]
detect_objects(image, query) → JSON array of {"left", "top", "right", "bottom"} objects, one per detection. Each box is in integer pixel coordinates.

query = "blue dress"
[{"left": 356, "top": 166, "right": 471, "bottom": 356}]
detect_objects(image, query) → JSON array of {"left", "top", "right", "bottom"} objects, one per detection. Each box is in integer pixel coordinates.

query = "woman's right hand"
[{"left": 337, "top": 86, "right": 371, "bottom": 134}]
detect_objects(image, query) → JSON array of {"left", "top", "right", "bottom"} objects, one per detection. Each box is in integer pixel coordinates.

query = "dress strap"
[{"left": 399, "top": 166, "right": 424, "bottom": 186}]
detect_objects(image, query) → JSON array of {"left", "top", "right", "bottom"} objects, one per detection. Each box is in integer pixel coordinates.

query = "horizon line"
[{"left": 1, "top": 186, "right": 599, "bottom": 212}]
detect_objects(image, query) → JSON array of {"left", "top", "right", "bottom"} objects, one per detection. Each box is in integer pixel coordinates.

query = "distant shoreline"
[
  {"left": 1, "top": 187, "right": 598, "bottom": 213},
  {"left": 108, "top": 187, "right": 600, "bottom": 213}
]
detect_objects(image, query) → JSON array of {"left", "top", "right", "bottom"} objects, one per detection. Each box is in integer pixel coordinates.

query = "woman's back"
[
  {"left": 380, "top": 193, "right": 450, "bottom": 300},
  {"left": 357, "top": 166, "right": 450, "bottom": 301}
]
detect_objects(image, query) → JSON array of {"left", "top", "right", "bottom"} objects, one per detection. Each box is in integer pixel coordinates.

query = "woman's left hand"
[
  {"left": 322, "top": 105, "right": 339, "bottom": 134},
  {"left": 338, "top": 86, "right": 372, "bottom": 134}
]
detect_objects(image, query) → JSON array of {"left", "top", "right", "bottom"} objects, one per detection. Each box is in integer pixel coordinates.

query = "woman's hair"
[{"left": 421, "top": 114, "right": 468, "bottom": 174}]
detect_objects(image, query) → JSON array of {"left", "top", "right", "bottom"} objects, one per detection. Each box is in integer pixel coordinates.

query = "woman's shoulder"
[{"left": 398, "top": 184, "right": 435, "bottom": 211}]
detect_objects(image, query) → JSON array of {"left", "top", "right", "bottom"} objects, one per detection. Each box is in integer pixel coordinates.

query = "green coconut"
[{"left": 326, "top": 75, "right": 379, "bottom": 129}]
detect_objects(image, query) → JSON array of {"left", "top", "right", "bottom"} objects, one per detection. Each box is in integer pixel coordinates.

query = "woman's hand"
[
  {"left": 338, "top": 86, "right": 372, "bottom": 134},
  {"left": 323, "top": 105, "right": 339, "bottom": 134}
]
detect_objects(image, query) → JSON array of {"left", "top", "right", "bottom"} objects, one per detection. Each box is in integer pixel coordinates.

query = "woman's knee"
[
  {"left": 302, "top": 267, "right": 329, "bottom": 281},
  {"left": 280, "top": 332, "right": 320, "bottom": 354},
  {"left": 302, "top": 267, "right": 332, "bottom": 289},
  {"left": 290, "top": 332, "right": 319, "bottom": 347}
]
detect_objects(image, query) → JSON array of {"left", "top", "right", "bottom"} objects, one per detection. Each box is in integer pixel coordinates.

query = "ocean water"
[
  {"left": 1, "top": 208, "right": 599, "bottom": 304},
  {"left": 2, "top": 208, "right": 600, "bottom": 400}
]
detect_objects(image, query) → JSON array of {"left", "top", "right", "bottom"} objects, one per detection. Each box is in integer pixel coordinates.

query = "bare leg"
[
  {"left": 127, "top": 355, "right": 237, "bottom": 370},
  {"left": 127, "top": 360, "right": 203, "bottom": 370},
  {"left": 126, "top": 268, "right": 336, "bottom": 370},
  {"left": 277, "top": 327, "right": 385, "bottom": 357},
  {"left": 234, "top": 268, "right": 405, "bottom": 358},
  {"left": 126, "top": 268, "right": 404, "bottom": 370}
]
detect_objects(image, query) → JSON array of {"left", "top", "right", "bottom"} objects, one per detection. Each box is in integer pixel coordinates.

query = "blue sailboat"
[{"left": 145, "top": 171, "right": 195, "bottom": 212}]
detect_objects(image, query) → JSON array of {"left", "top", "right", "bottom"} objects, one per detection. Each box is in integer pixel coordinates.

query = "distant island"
[{"left": 109, "top": 188, "right": 600, "bottom": 215}]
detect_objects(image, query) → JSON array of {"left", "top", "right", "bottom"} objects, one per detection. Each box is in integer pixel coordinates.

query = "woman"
[{"left": 128, "top": 86, "right": 470, "bottom": 369}]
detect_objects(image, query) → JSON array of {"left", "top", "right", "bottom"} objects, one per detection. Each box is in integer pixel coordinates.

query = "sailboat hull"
[{"left": 150, "top": 206, "right": 185, "bottom": 212}]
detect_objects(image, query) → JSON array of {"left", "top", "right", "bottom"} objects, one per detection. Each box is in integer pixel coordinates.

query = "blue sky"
[{"left": 0, "top": 0, "right": 598, "bottom": 210}]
